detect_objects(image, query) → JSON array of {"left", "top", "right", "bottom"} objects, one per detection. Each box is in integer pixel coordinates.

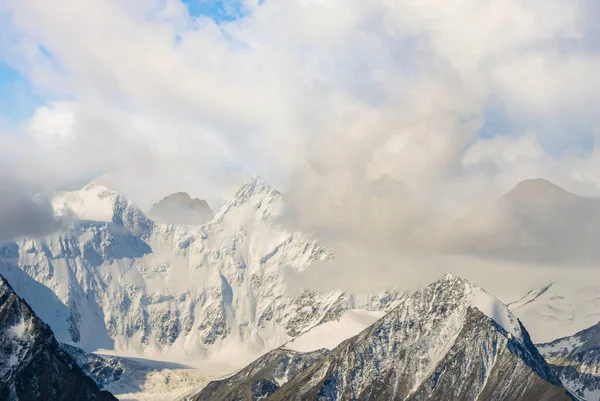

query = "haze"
[{"left": 2, "top": 0, "right": 600, "bottom": 298}]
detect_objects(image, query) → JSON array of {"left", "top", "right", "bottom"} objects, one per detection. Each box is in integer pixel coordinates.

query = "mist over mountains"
[
  {"left": 2, "top": 0, "right": 600, "bottom": 399},
  {"left": 0, "top": 175, "right": 598, "bottom": 400}
]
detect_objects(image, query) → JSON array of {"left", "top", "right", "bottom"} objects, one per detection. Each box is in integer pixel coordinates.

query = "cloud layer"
[{"left": 2, "top": 0, "right": 600, "bottom": 293}]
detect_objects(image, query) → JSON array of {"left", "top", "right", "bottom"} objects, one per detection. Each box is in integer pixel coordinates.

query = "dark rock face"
[
  {"left": 147, "top": 192, "right": 214, "bottom": 225},
  {"left": 0, "top": 274, "right": 117, "bottom": 401},
  {"left": 538, "top": 321, "right": 600, "bottom": 400},
  {"left": 190, "top": 348, "right": 328, "bottom": 401},
  {"left": 266, "top": 276, "right": 573, "bottom": 401}
]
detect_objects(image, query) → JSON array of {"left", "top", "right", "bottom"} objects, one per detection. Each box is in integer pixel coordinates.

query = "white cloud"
[
  {"left": 28, "top": 101, "right": 76, "bottom": 140},
  {"left": 2, "top": 0, "right": 600, "bottom": 289},
  {"left": 462, "top": 133, "right": 545, "bottom": 167}
]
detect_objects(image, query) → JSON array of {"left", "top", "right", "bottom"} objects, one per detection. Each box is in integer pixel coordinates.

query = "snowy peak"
[
  {"left": 51, "top": 181, "right": 152, "bottom": 234},
  {"left": 434, "top": 274, "right": 524, "bottom": 340},
  {"left": 231, "top": 175, "right": 280, "bottom": 206},
  {"left": 212, "top": 175, "right": 283, "bottom": 223},
  {"left": 147, "top": 192, "right": 214, "bottom": 225},
  {"left": 265, "top": 275, "right": 570, "bottom": 401},
  {"left": 52, "top": 181, "right": 118, "bottom": 221}
]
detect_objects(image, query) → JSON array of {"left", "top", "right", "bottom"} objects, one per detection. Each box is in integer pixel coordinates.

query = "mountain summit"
[
  {"left": 502, "top": 178, "right": 580, "bottom": 207},
  {"left": 147, "top": 192, "right": 214, "bottom": 225}
]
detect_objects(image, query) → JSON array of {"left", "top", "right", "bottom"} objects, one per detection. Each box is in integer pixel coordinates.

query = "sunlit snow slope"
[{"left": 510, "top": 281, "right": 600, "bottom": 343}]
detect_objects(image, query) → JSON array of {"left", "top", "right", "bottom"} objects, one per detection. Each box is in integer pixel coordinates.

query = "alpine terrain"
[
  {"left": 0, "top": 176, "right": 401, "bottom": 368},
  {"left": 510, "top": 281, "right": 600, "bottom": 343},
  {"left": 263, "top": 275, "right": 574, "bottom": 401},
  {"left": 0, "top": 274, "right": 117, "bottom": 401}
]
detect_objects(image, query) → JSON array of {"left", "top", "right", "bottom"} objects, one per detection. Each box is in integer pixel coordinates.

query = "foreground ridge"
[
  {"left": 0, "top": 274, "right": 117, "bottom": 401},
  {"left": 261, "top": 275, "right": 573, "bottom": 400}
]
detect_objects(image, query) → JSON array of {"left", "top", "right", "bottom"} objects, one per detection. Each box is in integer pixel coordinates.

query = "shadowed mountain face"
[
  {"left": 538, "top": 322, "right": 600, "bottom": 401},
  {"left": 449, "top": 178, "right": 600, "bottom": 265},
  {"left": 147, "top": 192, "right": 214, "bottom": 225},
  {"left": 0, "top": 274, "right": 117, "bottom": 401},
  {"left": 264, "top": 275, "right": 573, "bottom": 401}
]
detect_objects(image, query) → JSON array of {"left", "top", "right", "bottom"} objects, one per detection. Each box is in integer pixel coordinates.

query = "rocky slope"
[
  {"left": 0, "top": 274, "right": 117, "bottom": 401},
  {"left": 538, "top": 322, "right": 600, "bottom": 401},
  {"left": 0, "top": 176, "right": 401, "bottom": 363},
  {"left": 147, "top": 192, "right": 214, "bottom": 225},
  {"left": 265, "top": 275, "right": 573, "bottom": 401},
  {"left": 189, "top": 348, "right": 328, "bottom": 401}
]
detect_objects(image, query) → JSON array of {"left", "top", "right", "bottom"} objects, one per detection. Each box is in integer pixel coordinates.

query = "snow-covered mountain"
[
  {"left": 0, "top": 274, "right": 117, "bottom": 401},
  {"left": 0, "top": 176, "right": 401, "bottom": 365},
  {"left": 509, "top": 281, "right": 600, "bottom": 343},
  {"left": 538, "top": 322, "right": 600, "bottom": 401},
  {"left": 147, "top": 192, "right": 214, "bottom": 225},
  {"left": 264, "top": 275, "right": 572, "bottom": 401},
  {"left": 188, "top": 348, "right": 328, "bottom": 401}
]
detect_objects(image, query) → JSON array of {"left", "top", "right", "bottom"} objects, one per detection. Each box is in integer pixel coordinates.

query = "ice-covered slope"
[
  {"left": 267, "top": 275, "right": 572, "bottom": 401},
  {"left": 59, "top": 344, "right": 207, "bottom": 401},
  {"left": 509, "top": 282, "right": 600, "bottom": 343},
  {"left": 283, "top": 309, "right": 386, "bottom": 353},
  {"left": 538, "top": 322, "right": 600, "bottom": 401},
  {"left": 59, "top": 343, "right": 125, "bottom": 389},
  {"left": 0, "top": 176, "right": 401, "bottom": 364},
  {"left": 189, "top": 348, "right": 328, "bottom": 401},
  {"left": 0, "top": 274, "right": 117, "bottom": 401}
]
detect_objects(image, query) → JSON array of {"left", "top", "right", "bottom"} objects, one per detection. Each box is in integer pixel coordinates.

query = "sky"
[
  {"left": 2, "top": 0, "right": 600, "bottom": 290},
  {"left": 0, "top": 0, "right": 598, "bottom": 204}
]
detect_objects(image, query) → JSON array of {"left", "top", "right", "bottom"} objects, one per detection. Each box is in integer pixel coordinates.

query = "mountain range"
[
  {"left": 0, "top": 176, "right": 400, "bottom": 371},
  {"left": 190, "top": 275, "right": 574, "bottom": 401},
  {"left": 1, "top": 176, "right": 599, "bottom": 400}
]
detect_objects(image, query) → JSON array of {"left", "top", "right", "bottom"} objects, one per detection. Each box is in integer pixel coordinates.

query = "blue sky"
[
  {"left": 0, "top": 0, "right": 245, "bottom": 125},
  {"left": 181, "top": 0, "right": 247, "bottom": 21},
  {"left": 0, "top": 62, "right": 41, "bottom": 124},
  {"left": 0, "top": 0, "right": 598, "bottom": 168}
]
